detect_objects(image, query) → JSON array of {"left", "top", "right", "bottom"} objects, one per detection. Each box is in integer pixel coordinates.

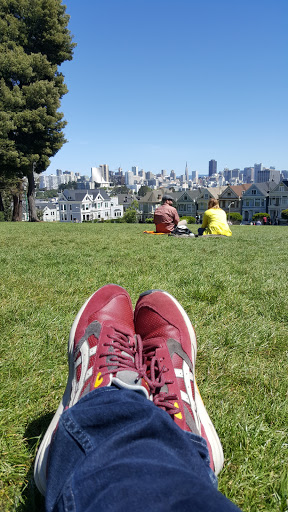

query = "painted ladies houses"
[
  {"left": 58, "top": 189, "right": 123, "bottom": 222},
  {"left": 218, "top": 184, "right": 252, "bottom": 215},
  {"left": 268, "top": 180, "right": 288, "bottom": 223},
  {"left": 241, "top": 182, "right": 272, "bottom": 223},
  {"left": 175, "top": 189, "right": 201, "bottom": 218}
]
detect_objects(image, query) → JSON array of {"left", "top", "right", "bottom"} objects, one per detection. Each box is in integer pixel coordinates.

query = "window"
[
  {"left": 105, "top": 212, "right": 109, "bottom": 217},
  {"left": 255, "top": 199, "right": 260, "bottom": 206},
  {"left": 81, "top": 204, "right": 85, "bottom": 210},
  {"left": 98, "top": 203, "right": 101, "bottom": 209},
  {"left": 85, "top": 204, "right": 89, "bottom": 210},
  {"left": 184, "top": 195, "right": 187, "bottom": 201},
  {"left": 252, "top": 190, "right": 256, "bottom": 195},
  {"left": 187, "top": 204, "right": 192, "bottom": 212},
  {"left": 105, "top": 202, "right": 109, "bottom": 208},
  {"left": 70, "top": 205, "right": 72, "bottom": 210}
]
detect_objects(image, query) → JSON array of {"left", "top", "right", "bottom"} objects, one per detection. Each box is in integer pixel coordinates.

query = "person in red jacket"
[{"left": 154, "top": 195, "right": 180, "bottom": 233}]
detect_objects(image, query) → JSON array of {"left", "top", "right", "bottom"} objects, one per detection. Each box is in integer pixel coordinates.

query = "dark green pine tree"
[{"left": 0, "top": 0, "right": 75, "bottom": 220}]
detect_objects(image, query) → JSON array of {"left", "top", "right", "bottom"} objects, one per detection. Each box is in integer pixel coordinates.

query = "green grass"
[{"left": 0, "top": 223, "right": 287, "bottom": 511}]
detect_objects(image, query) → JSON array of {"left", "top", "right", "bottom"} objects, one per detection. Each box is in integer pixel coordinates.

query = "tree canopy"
[{"left": 0, "top": 0, "right": 75, "bottom": 220}]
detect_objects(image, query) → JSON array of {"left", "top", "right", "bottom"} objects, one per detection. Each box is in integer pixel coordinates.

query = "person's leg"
[
  {"left": 134, "top": 289, "right": 224, "bottom": 476},
  {"left": 46, "top": 387, "right": 241, "bottom": 512},
  {"left": 34, "top": 284, "right": 149, "bottom": 496}
]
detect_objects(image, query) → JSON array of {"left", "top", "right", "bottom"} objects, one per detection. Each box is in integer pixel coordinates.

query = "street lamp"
[{"left": 228, "top": 202, "right": 234, "bottom": 223}]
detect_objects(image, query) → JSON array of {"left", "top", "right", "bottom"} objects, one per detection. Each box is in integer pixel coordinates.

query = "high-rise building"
[
  {"left": 191, "top": 170, "right": 198, "bottom": 183},
  {"left": 243, "top": 167, "right": 254, "bottom": 183},
  {"left": 254, "top": 163, "right": 263, "bottom": 183},
  {"left": 132, "top": 166, "right": 138, "bottom": 176},
  {"left": 209, "top": 160, "right": 217, "bottom": 177},
  {"left": 185, "top": 162, "right": 189, "bottom": 182},
  {"left": 170, "top": 170, "right": 176, "bottom": 180},
  {"left": 99, "top": 164, "right": 109, "bottom": 182},
  {"left": 125, "top": 171, "right": 134, "bottom": 186}
]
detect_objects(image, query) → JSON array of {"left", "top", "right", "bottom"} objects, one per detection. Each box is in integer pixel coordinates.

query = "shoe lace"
[
  {"left": 143, "top": 342, "right": 179, "bottom": 416},
  {"left": 99, "top": 329, "right": 147, "bottom": 379}
]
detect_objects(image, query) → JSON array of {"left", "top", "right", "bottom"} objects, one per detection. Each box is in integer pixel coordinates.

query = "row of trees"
[{"left": 0, "top": 0, "right": 75, "bottom": 221}]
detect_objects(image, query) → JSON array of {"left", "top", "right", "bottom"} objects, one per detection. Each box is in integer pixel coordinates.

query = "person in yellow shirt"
[{"left": 198, "top": 199, "right": 232, "bottom": 236}]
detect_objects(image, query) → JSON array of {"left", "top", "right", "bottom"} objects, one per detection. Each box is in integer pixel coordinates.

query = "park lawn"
[{"left": 0, "top": 222, "right": 287, "bottom": 511}]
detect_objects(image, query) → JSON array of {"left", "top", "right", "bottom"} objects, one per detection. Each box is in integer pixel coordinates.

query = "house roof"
[
  {"left": 218, "top": 184, "right": 251, "bottom": 199},
  {"left": 206, "top": 186, "right": 228, "bottom": 198},
  {"left": 61, "top": 189, "right": 110, "bottom": 201},
  {"left": 242, "top": 182, "right": 273, "bottom": 196},
  {"left": 116, "top": 194, "right": 137, "bottom": 204}
]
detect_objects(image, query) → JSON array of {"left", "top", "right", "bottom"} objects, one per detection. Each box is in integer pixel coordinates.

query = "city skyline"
[{"left": 45, "top": 0, "right": 288, "bottom": 176}]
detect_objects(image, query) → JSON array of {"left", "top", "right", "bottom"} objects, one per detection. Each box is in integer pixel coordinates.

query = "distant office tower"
[
  {"left": 243, "top": 167, "right": 254, "bottom": 183},
  {"left": 125, "top": 171, "right": 134, "bottom": 186},
  {"left": 56, "top": 169, "right": 62, "bottom": 176},
  {"left": 161, "top": 169, "right": 167, "bottom": 177},
  {"left": 185, "top": 162, "right": 189, "bottom": 181},
  {"left": 254, "top": 163, "right": 263, "bottom": 183},
  {"left": 99, "top": 164, "right": 109, "bottom": 182},
  {"left": 232, "top": 169, "right": 240, "bottom": 179},
  {"left": 209, "top": 159, "right": 217, "bottom": 177},
  {"left": 257, "top": 169, "right": 281, "bottom": 184},
  {"left": 132, "top": 166, "right": 138, "bottom": 176},
  {"left": 223, "top": 168, "right": 232, "bottom": 182},
  {"left": 281, "top": 170, "right": 288, "bottom": 179},
  {"left": 191, "top": 170, "right": 198, "bottom": 183},
  {"left": 139, "top": 169, "right": 145, "bottom": 177},
  {"left": 170, "top": 170, "right": 176, "bottom": 180},
  {"left": 91, "top": 167, "right": 102, "bottom": 183},
  {"left": 146, "top": 171, "right": 154, "bottom": 180}
]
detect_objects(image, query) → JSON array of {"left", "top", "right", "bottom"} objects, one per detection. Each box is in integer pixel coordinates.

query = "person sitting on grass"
[
  {"left": 198, "top": 198, "right": 232, "bottom": 237},
  {"left": 154, "top": 194, "right": 180, "bottom": 233}
]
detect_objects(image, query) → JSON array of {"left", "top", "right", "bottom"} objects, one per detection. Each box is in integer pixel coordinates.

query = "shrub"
[
  {"left": 226, "top": 212, "right": 242, "bottom": 224},
  {"left": 281, "top": 209, "right": 288, "bottom": 220},
  {"left": 252, "top": 212, "right": 270, "bottom": 221},
  {"left": 0, "top": 212, "right": 5, "bottom": 222},
  {"left": 144, "top": 217, "right": 154, "bottom": 224},
  {"left": 179, "top": 216, "right": 196, "bottom": 224}
]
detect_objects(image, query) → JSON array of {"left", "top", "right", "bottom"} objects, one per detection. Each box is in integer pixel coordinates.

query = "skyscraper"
[
  {"left": 209, "top": 160, "right": 217, "bottom": 176},
  {"left": 185, "top": 162, "right": 189, "bottom": 182}
]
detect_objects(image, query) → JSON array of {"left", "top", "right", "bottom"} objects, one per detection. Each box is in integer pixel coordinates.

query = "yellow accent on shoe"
[
  {"left": 94, "top": 372, "right": 103, "bottom": 388},
  {"left": 174, "top": 402, "right": 183, "bottom": 419}
]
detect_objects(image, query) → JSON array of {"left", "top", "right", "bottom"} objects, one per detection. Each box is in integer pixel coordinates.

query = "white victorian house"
[
  {"left": 58, "top": 189, "right": 123, "bottom": 222},
  {"left": 43, "top": 203, "right": 60, "bottom": 222}
]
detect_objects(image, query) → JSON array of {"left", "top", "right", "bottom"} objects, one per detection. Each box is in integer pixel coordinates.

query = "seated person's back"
[
  {"left": 200, "top": 199, "right": 232, "bottom": 236},
  {"left": 154, "top": 195, "right": 179, "bottom": 233}
]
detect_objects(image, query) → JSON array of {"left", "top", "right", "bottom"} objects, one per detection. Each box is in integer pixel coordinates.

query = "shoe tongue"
[{"left": 112, "top": 371, "right": 149, "bottom": 399}]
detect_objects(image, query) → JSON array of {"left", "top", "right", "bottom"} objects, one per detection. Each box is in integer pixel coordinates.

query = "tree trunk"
[
  {"left": 0, "top": 191, "right": 4, "bottom": 212},
  {"left": 27, "top": 171, "right": 39, "bottom": 222},
  {"left": 12, "top": 181, "right": 23, "bottom": 221}
]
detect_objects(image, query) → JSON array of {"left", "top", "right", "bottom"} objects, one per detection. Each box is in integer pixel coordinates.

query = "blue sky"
[{"left": 46, "top": 0, "right": 288, "bottom": 176}]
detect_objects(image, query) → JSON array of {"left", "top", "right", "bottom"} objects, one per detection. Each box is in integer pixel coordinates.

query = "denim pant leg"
[{"left": 46, "top": 387, "right": 241, "bottom": 512}]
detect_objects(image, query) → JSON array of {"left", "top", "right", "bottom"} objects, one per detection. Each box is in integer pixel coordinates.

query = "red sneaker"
[
  {"left": 134, "top": 289, "right": 224, "bottom": 476},
  {"left": 34, "top": 284, "right": 149, "bottom": 495}
]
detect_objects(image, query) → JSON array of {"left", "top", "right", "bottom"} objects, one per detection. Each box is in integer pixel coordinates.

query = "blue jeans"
[{"left": 46, "top": 387, "right": 241, "bottom": 511}]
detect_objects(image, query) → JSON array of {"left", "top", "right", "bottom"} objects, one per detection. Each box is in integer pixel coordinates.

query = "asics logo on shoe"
[
  {"left": 70, "top": 321, "right": 101, "bottom": 406},
  {"left": 167, "top": 339, "right": 200, "bottom": 434}
]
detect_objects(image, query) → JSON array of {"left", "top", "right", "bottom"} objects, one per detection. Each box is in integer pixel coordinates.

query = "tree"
[
  {"left": 226, "top": 212, "right": 242, "bottom": 224},
  {"left": 122, "top": 200, "right": 139, "bottom": 223},
  {"left": 281, "top": 209, "right": 288, "bottom": 221},
  {"left": 252, "top": 212, "right": 270, "bottom": 221},
  {"left": 110, "top": 185, "right": 131, "bottom": 196},
  {"left": 0, "top": 0, "right": 75, "bottom": 221},
  {"left": 138, "top": 185, "right": 152, "bottom": 197},
  {"left": 58, "top": 181, "right": 78, "bottom": 192}
]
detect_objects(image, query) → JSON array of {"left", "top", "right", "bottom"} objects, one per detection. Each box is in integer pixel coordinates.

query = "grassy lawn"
[{"left": 0, "top": 222, "right": 287, "bottom": 511}]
